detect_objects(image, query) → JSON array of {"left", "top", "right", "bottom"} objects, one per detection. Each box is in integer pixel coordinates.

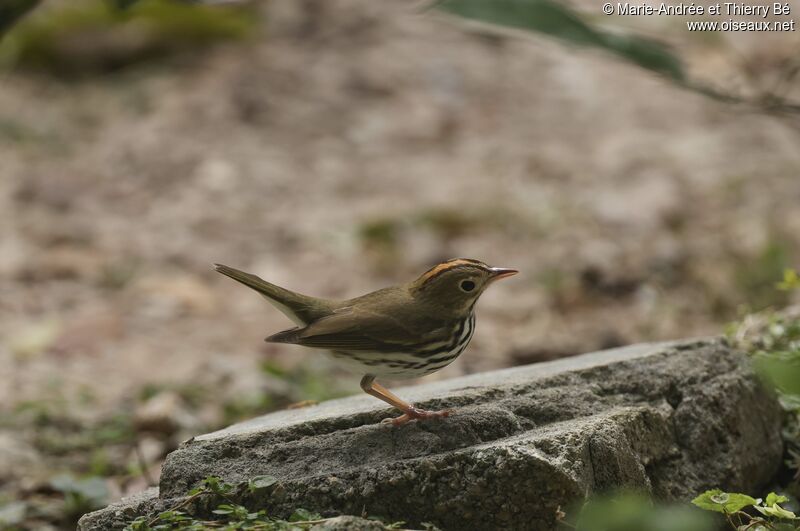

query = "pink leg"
[{"left": 360, "top": 375, "right": 450, "bottom": 426}]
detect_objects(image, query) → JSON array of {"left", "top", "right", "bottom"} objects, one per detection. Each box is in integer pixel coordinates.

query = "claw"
[
  {"left": 381, "top": 406, "right": 451, "bottom": 426},
  {"left": 382, "top": 413, "right": 411, "bottom": 426}
]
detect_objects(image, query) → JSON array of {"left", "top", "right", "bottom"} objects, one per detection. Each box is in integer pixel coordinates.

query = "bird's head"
[{"left": 409, "top": 258, "right": 517, "bottom": 317}]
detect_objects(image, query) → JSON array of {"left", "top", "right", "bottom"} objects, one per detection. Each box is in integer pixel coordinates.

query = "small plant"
[
  {"left": 692, "top": 489, "right": 798, "bottom": 530},
  {"left": 728, "top": 268, "right": 800, "bottom": 396},
  {"left": 434, "top": 0, "right": 800, "bottom": 117},
  {"left": 711, "top": 269, "right": 800, "bottom": 530},
  {"left": 728, "top": 270, "right": 800, "bottom": 429},
  {"left": 778, "top": 268, "right": 800, "bottom": 292},
  {"left": 124, "top": 475, "right": 408, "bottom": 530},
  {"left": 735, "top": 270, "right": 800, "bottom": 445},
  {"left": 0, "top": 0, "right": 256, "bottom": 75},
  {"left": 560, "top": 490, "right": 799, "bottom": 531}
]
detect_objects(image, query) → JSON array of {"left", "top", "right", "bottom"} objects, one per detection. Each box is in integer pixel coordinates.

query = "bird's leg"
[{"left": 359, "top": 375, "right": 450, "bottom": 426}]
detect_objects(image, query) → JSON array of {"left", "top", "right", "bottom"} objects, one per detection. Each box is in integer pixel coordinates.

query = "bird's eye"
[{"left": 460, "top": 280, "right": 476, "bottom": 292}]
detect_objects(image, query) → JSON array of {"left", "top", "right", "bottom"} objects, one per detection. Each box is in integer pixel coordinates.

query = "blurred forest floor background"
[{"left": 0, "top": 0, "right": 799, "bottom": 528}]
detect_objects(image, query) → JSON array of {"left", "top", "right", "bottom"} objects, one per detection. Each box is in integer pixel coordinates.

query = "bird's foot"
[{"left": 381, "top": 406, "right": 450, "bottom": 426}]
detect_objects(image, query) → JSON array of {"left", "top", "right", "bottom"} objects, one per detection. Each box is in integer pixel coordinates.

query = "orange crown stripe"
[{"left": 418, "top": 259, "right": 485, "bottom": 285}]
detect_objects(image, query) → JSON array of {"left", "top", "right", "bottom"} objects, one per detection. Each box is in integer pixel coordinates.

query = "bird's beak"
[{"left": 489, "top": 267, "right": 518, "bottom": 281}]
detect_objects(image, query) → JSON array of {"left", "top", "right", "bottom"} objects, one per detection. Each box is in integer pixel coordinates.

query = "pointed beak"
[{"left": 489, "top": 267, "right": 518, "bottom": 281}]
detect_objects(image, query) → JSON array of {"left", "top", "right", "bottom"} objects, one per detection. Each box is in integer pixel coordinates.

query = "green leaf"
[
  {"left": 691, "top": 489, "right": 757, "bottom": 514},
  {"left": 753, "top": 493, "right": 797, "bottom": 520},
  {"left": 766, "top": 492, "right": 789, "bottom": 506},
  {"left": 437, "top": 0, "right": 604, "bottom": 46},
  {"left": 248, "top": 475, "right": 278, "bottom": 491},
  {"left": 777, "top": 269, "right": 800, "bottom": 291},
  {"left": 754, "top": 351, "right": 800, "bottom": 396},
  {"left": 201, "top": 476, "right": 233, "bottom": 495},
  {"left": 290, "top": 508, "right": 322, "bottom": 522},
  {"left": 434, "top": 0, "right": 684, "bottom": 81},
  {"left": 754, "top": 504, "right": 797, "bottom": 519}
]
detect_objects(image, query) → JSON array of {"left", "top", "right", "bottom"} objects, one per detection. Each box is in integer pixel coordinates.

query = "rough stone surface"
[
  {"left": 79, "top": 338, "right": 784, "bottom": 531},
  {"left": 310, "top": 516, "right": 389, "bottom": 530}
]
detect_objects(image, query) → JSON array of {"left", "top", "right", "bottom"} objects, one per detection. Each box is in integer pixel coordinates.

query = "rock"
[
  {"left": 79, "top": 488, "right": 163, "bottom": 531},
  {"left": 311, "top": 515, "right": 390, "bottom": 530},
  {"left": 79, "top": 339, "right": 784, "bottom": 531}
]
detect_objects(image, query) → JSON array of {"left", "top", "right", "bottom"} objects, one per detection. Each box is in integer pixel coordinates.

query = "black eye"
[{"left": 460, "top": 280, "right": 476, "bottom": 292}]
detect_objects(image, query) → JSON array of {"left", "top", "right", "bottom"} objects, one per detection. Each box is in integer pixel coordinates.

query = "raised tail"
[{"left": 213, "top": 263, "right": 334, "bottom": 325}]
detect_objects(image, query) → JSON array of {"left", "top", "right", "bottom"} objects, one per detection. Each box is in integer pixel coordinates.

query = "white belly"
[{"left": 326, "top": 313, "right": 475, "bottom": 379}]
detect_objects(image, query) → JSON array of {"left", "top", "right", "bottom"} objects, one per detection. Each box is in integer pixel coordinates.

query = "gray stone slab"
[{"left": 79, "top": 338, "right": 784, "bottom": 531}]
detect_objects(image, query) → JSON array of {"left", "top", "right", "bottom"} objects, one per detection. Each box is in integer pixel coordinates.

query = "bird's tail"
[{"left": 213, "top": 263, "right": 333, "bottom": 325}]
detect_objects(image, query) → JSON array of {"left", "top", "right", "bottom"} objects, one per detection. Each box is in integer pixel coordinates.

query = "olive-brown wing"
[{"left": 265, "top": 306, "right": 449, "bottom": 353}]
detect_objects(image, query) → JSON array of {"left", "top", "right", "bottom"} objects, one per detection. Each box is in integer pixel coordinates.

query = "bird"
[{"left": 214, "top": 258, "right": 518, "bottom": 426}]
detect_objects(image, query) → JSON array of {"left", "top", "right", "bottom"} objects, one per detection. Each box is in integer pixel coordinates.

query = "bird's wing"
[{"left": 265, "top": 306, "right": 447, "bottom": 352}]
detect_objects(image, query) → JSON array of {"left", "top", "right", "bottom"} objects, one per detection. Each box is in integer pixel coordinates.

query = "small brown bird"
[{"left": 214, "top": 259, "right": 517, "bottom": 425}]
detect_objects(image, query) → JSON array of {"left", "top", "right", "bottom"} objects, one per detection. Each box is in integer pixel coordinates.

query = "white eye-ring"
[{"left": 460, "top": 280, "right": 476, "bottom": 292}]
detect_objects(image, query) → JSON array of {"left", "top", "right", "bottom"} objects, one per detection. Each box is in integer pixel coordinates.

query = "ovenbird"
[{"left": 214, "top": 259, "right": 517, "bottom": 425}]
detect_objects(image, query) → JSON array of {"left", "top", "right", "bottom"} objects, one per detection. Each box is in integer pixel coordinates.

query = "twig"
[{"left": 146, "top": 490, "right": 206, "bottom": 526}]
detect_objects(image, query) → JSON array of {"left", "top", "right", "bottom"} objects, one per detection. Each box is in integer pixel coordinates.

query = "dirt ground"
[{"left": 1, "top": 0, "right": 799, "bottom": 528}]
